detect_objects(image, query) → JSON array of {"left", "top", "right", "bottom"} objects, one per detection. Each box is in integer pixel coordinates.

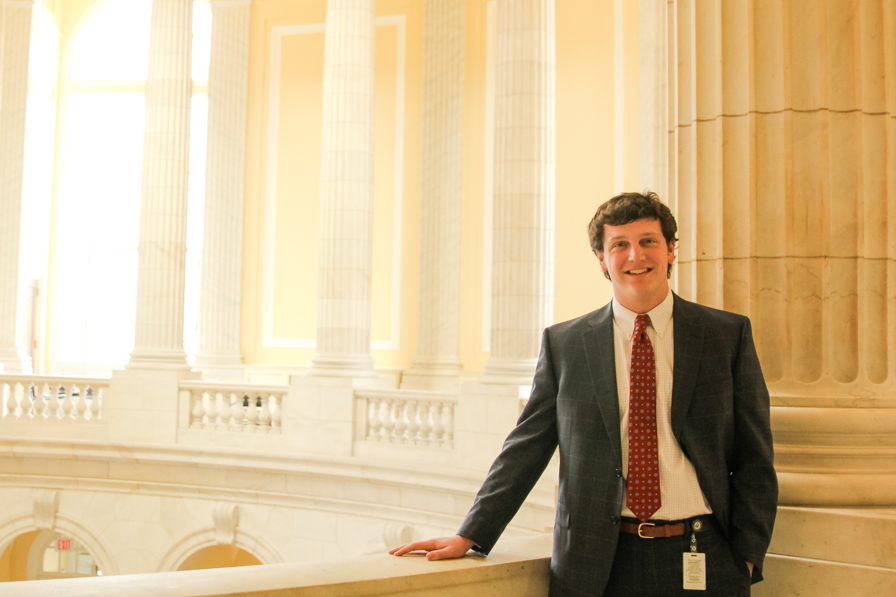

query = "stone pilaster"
[
  {"left": 307, "top": 0, "right": 377, "bottom": 378},
  {"left": 193, "top": 0, "right": 251, "bottom": 381},
  {"left": 0, "top": 0, "right": 35, "bottom": 373},
  {"left": 667, "top": 0, "right": 896, "bottom": 506},
  {"left": 481, "top": 0, "right": 556, "bottom": 385},
  {"left": 128, "top": 0, "right": 193, "bottom": 369},
  {"left": 401, "top": 0, "right": 465, "bottom": 391}
]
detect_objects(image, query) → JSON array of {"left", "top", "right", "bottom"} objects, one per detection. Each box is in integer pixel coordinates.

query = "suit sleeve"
[
  {"left": 729, "top": 318, "right": 778, "bottom": 581},
  {"left": 457, "top": 328, "right": 560, "bottom": 554}
]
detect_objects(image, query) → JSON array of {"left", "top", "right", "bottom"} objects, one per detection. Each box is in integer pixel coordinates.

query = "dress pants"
[{"left": 601, "top": 517, "right": 752, "bottom": 597}]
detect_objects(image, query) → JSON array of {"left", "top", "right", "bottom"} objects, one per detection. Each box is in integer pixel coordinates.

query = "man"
[{"left": 392, "top": 192, "right": 777, "bottom": 596}]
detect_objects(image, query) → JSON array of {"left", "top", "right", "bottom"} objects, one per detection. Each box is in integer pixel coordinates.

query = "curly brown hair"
[{"left": 587, "top": 191, "right": 678, "bottom": 280}]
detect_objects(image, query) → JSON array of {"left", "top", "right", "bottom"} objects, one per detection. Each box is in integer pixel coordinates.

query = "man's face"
[{"left": 596, "top": 218, "right": 675, "bottom": 313}]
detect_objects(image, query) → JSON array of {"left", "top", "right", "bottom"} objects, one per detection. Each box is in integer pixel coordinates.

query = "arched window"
[{"left": 50, "top": 0, "right": 211, "bottom": 374}]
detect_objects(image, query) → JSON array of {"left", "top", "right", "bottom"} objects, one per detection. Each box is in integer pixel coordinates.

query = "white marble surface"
[
  {"left": 482, "top": 0, "right": 555, "bottom": 385},
  {"left": 0, "top": 0, "right": 36, "bottom": 374},
  {"left": 129, "top": 0, "right": 194, "bottom": 369},
  {"left": 308, "top": 0, "right": 377, "bottom": 378},
  {"left": 194, "top": 0, "right": 252, "bottom": 381}
]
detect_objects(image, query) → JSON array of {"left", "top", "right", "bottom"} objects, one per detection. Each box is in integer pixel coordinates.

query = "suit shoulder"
[
  {"left": 546, "top": 304, "right": 609, "bottom": 338},
  {"left": 674, "top": 295, "right": 751, "bottom": 332}
]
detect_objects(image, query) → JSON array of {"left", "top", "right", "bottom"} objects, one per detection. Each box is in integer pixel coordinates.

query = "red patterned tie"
[{"left": 626, "top": 314, "right": 661, "bottom": 522}]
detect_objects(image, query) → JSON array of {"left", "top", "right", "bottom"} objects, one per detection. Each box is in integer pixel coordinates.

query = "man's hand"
[
  {"left": 389, "top": 535, "right": 475, "bottom": 561},
  {"left": 746, "top": 562, "right": 754, "bottom": 576}
]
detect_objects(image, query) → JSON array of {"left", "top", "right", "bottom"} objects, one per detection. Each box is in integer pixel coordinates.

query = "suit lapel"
[
  {"left": 671, "top": 294, "right": 704, "bottom": 441},
  {"left": 582, "top": 303, "right": 622, "bottom": 467}
]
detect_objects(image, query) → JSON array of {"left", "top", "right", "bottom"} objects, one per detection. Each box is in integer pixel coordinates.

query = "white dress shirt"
[{"left": 612, "top": 290, "right": 712, "bottom": 520}]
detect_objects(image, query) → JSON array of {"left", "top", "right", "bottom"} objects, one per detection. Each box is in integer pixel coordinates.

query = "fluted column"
[
  {"left": 668, "top": 0, "right": 896, "bottom": 505},
  {"left": 0, "top": 0, "right": 34, "bottom": 373},
  {"left": 307, "top": 0, "right": 377, "bottom": 378},
  {"left": 127, "top": 0, "right": 193, "bottom": 369},
  {"left": 401, "top": 0, "right": 465, "bottom": 391},
  {"left": 193, "top": 0, "right": 251, "bottom": 381},
  {"left": 481, "top": 0, "right": 555, "bottom": 385}
]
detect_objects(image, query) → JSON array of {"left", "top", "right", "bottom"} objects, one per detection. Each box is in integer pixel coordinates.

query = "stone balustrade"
[
  {"left": 180, "top": 381, "right": 286, "bottom": 434},
  {"left": 357, "top": 389, "right": 455, "bottom": 448},
  {"left": 0, "top": 374, "right": 107, "bottom": 423}
]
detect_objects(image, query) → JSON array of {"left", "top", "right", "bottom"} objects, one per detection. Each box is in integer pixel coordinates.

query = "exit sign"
[{"left": 57, "top": 539, "right": 71, "bottom": 551}]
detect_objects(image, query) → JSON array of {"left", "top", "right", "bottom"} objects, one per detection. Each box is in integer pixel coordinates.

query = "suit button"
[
  {"left": 615, "top": 469, "right": 622, "bottom": 478},
  {"left": 610, "top": 515, "right": 619, "bottom": 525}
]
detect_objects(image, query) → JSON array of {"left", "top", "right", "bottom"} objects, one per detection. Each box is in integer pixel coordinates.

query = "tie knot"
[{"left": 635, "top": 314, "right": 651, "bottom": 336}]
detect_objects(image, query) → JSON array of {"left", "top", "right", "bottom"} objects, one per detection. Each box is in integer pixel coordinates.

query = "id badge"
[{"left": 683, "top": 552, "right": 706, "bottom": 590}]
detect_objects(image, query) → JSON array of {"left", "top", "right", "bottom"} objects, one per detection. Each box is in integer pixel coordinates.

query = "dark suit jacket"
[{"left": 458, "top": 294, "right": 778, "bottom": 597}]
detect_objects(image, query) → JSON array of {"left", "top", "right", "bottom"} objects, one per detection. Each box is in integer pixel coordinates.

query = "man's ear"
[
  {"left": 667, "top": 241, "right": 676, "bottom": 265},
  {"left": 595, "top": 250, "right": 611, "bottom": 281}
]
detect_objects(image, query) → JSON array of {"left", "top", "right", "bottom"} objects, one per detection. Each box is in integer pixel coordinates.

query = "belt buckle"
[{"left": 637, "top": 522, "right": 655, "bottom": 538}]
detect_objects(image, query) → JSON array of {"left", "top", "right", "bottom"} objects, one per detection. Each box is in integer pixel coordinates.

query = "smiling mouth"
[{"left": 626, "top": 268, "right": 652, "bottom": 275}]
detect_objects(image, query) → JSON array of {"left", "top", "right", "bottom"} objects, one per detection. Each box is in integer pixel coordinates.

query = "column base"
[
  {"left": 192, "top": 352, "right": 244, "bottom": 381},
  {"left": 479, "top": 357, "right": 537, "bottom": 386},
  {"left": 400, "top": 356, "right": 463, "bottom": 391},
  {"left": 127, "top": 349, "right": 191, "bottom": 370},
  {"left": 307, "top": 352, "right": 378, "bottom": 378},
  {"left": 0, "top": 346, "right": 32, "bottom": 374},
  {"left": 772, "top": 396, "right": 896, "bottom": 507}
]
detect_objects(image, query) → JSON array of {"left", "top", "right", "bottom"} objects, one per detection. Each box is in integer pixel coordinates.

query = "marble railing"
[
  {"left": 356, "top": 389, "right": 456, "bottom": 448},
  {"left": 0, "top": 534, "right": 553, "bottom": 597},
  {"left": 179, "top": 381, "right": 286, "bottom": 434},
  {"left": 0, "top": 374, "right": 107, "bottom": 423}
]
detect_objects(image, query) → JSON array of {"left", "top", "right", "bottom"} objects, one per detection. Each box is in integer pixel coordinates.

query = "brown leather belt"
[{"left": 620, "top": 520, "right": 687, "bottom": 538}]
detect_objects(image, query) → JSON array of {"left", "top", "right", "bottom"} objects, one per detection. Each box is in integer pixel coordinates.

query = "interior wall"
[
  {"left": 42, "top": 0, "right": 641, "bottom": 375},
  {"left": 241, "top": 0, "right": 635, "bottom": 373}
]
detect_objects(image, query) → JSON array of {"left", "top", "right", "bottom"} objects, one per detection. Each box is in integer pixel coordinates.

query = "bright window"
[{"left": 51, "top": 0, "right": 210, "bottom": 374}]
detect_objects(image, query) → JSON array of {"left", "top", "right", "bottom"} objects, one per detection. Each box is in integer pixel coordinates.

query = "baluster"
[
  {"left": 213, "top": 393, "right": 226, "bottom": 430},
  {"left": 47, "top": 385, "right": 63, "bottom": 421},
  {"left": 1, "top": 382, "right": 9, "bottom": 419},
  {"left": 75, "top": 386, "right": 88, "bottom": 422},
  {"left": 191, "top": 392, "right": 205, "bottom": 428},
  {"left": 203, "top": 391, "right": 217, "bottom": 430},
  {"left": 407, "top": 401, "right": 422, "bottom": 443},
  {"left": 442, "top": 403, "right": 455, "bottom": 448},
  {"left": 16, "top": 383, "right": 30, "bottom": 421},
  {"left": 420, "top": 402, "right": 435, "bottom": 444},
  {"left": 258, "top": 395, "right": 272, "bottom": 433},
  {"left": 367, "top": 398, "right": 383, "bottom": 440},
  {"left": 394, "top": 400, "right": 409, "bottom": 442},
  {"left": 62, "top": 387, "right": 76, "bottom": 423},
  {"left": 228, "top": 393, "right": 243, "bottom": 431},
  {"left": 382, "top": 399, "right": 396, "bottom": 441},
  {"left": 270, "top": 395, "right": 282, "bottom": 434},
  {"left": 244, "top": 395, "right": 258, "bottom": 432},
  {"left": 89, "top": 388, "right": 102, "bottom": 420},
  {"left": 32, "top": 384, "right": 47, "bottom": 421},
  {"left": 432, "top": 402, "right": 446, "bottom": 445}
]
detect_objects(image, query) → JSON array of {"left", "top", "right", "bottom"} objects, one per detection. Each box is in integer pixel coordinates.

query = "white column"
[
  {"left": 0, "top": 0, "right": 35, "bottom": 373},
  {"left": 401, "top": 0, "right": 465, "bottom": 391},
  {"left": 481, "top": 0, "right": 556, "bottom": 385},
  {"left": 127, "top": 0, "right": 193, "bottom": 369},
  {"left": 193, "top": 0, "right": 251, "bottom": 381},
  {"left": 307, "top": 0, "right": 377, "bottom": 378}
]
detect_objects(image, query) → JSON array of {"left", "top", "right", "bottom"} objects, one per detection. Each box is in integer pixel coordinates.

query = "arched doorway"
[
  {"left": 0, "top": 530, "right": 102, "bottom": 581},
  {"left": 177, "top": 545, "right": 262, "bottom": 571}
]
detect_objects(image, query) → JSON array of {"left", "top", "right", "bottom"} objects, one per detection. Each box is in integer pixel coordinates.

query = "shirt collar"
[{"left": 612, "top": 290, "right": 674, "bottom": 340}]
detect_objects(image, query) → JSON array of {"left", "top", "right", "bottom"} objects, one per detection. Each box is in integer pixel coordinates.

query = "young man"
[{"left": 392, "top": 192, "right": 777, "bottom": 597}]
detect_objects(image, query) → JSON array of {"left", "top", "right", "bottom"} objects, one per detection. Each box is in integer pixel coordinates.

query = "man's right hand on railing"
[{"left": 389, "top": 535, "right": 475, "bottom": 561}]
